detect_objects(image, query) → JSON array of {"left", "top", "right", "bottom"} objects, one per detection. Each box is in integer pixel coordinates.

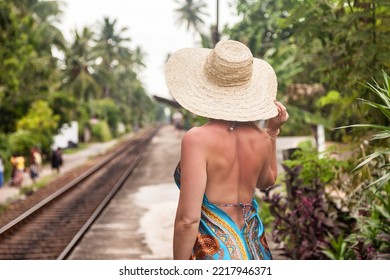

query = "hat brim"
[{"left": 165, "top": 48, "right": 278, "bottom": 121}]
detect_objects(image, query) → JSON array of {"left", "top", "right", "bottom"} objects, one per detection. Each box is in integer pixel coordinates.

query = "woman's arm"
[
  {"left": 173, "top": 129, "right": 207, "bottom": 260},
  {"left": 256, "top": 131, "right": 278, "bottom": 189},
  {"left": 256, "top": 101, "right": 289, "bottom": 189}
]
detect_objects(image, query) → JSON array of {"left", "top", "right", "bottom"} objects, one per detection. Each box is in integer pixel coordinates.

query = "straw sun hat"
[{"left": 165, "top": 40, "right": 278, "bottom": 122}]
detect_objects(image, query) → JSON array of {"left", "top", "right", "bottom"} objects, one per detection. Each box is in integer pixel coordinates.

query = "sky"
[{"left": 58, "top": 0, "right": 241, "bottom": 99}]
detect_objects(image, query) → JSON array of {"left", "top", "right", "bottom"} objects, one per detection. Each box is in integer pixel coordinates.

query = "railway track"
[{"left": 0, "top": 127, "right": 159, "bottom": 260}]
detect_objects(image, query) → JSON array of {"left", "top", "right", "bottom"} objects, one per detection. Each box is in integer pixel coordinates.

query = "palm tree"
[
  {"left": 94, "top": 17, "right": 132, "bottom": 98},
  {"left": 213, "top": 0, "right": 220, "bottom": 45},
  {"left": 174, "top": 0, "right": 208, "bottom": 34},
  {"left": 14, "top": 0, "right": 67, "bottom": 53},
  {"left": 174, "top": 0, "right": 222, "bottom": 47},
  {"left": 131, "top": 46, "right": 146, "bottom": 73},
  {"left": 0, "top": 0, "right": 66, "bottom": 132},
  {"left": 14, "top": 0, "right": 67, "bottom": 96},
  {"left": 63, "top": 27, "right": 100, "bottom": 102}
]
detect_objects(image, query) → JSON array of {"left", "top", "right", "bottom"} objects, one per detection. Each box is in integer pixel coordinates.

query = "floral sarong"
[{"left": 174, "top": 163, "right": 272, "bottom": 260}]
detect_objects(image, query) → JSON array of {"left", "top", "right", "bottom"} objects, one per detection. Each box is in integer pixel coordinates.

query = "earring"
[{"left": 229, "top": 122, "right": 236, "bottom": 131}]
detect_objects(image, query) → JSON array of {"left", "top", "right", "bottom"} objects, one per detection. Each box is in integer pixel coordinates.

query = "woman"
[
  {"left": 10, "top": 153, "right": 25, "bottom": 187},
  {"left": 165, "top": 40, "right": 288, "bottom": 260},
  {"left": 51, "top": 148, "right": 63, "bottom": 174},
  {"left": 0, "top": 155, "right": 4, "bottom": 188}
]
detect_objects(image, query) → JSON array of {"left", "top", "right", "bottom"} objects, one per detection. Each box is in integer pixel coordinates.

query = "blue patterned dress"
[{"left": 174, "top": 163, "right": 272, "bottom": 260}]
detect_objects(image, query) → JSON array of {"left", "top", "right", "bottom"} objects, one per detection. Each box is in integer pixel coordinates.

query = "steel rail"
[
  {"left": 57, "top": 128, "right": 157, "bottom": 259},
  {"left": 0, "top": 128, "right": 158, "bottom": 237}
]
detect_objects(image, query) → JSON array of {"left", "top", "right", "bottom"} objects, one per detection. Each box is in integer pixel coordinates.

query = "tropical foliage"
[
  {"left": 0, "top": 0, "right": 157, "bottom": 173},
  {"left": 225, "top": 0, "right": 390, "bottom": 139},
  {"left": 263, "top": 72, "right": 390, "bottom": 259},
  {"left": 0, "top": 0, "right": 65, "bottom": 133},
  {"left": 172, "top": 1, "right": 389, "bottom": 138},
  {"left": 342, "top": 71, "right": 390, "bottom": 259},
  {"left": 174, "top": 0, "right": 208, "bottom": 34},
  {"left": 174, "top": 0, "right": 220, "bottom": 47},
  {"left": 221, "top": 0, "right": 390, "bottom": 259}
]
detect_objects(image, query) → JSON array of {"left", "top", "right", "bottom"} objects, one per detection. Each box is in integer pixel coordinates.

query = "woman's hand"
[
  {"left": 268, "top": 100, "right": 289, "bottom": 129},
  {"left": 266, "top": 101, "right": 289, "bottom": 137}
]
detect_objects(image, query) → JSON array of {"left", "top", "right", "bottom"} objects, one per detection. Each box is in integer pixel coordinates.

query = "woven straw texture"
[{"left": 165, "top": 40, "right": 278, "bottom": 121}]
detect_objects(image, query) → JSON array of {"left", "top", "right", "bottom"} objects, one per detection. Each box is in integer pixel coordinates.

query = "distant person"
[
  {"left": 33, "top": 148, "right": 42, "bottom": 169},
  {"left": 172, "top": 109, "right": 184, "bottom": 136},
  {"left": 165, "top": 40, "right": 288, "bottom": 259},
  {"left": 51, "top": 148, "right": 63, "bottom": 174},
  {"left": 133, "top": 122, "right": 140, "bottom": 133},
  {"left": 29, "top": 148, "right": 42, "bottom": 183},
  {"left": 10, "top": 154, "right": 17, "bottom": 186},
  {"left": 10, "top": 153, "right": 25, "bottom": 187},
  {"left": 0, "top": 155, "right": 4, "bottom": 188}
]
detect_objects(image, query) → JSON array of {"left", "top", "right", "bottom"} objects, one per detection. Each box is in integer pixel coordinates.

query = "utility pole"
[
  {"left": 212, "top": 0, "right": 220, "bottom": 45},
  {"left": 216, "top": 0, "right": 219, "bottom": 38}
]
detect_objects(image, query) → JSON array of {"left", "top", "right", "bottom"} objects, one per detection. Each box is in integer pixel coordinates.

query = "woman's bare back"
[{"left": 196, "top": 121, "right": 273, "bottom": 228}]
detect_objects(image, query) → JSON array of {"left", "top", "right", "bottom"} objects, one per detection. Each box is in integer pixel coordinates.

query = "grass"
[
  {"left": 0, "top": 202, "right": 9, "bottom": 215},
  {"left": 0, "top": 173, "right": 56, "bottom": 215},
  {"left": 19, "top": 174, "right": 55, "bottom": 196},
  {"left": 61, "top": 142, "right": 89, "bottom": 155}
]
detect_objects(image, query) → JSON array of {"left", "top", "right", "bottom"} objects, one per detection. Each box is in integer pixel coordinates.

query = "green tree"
[
  {"left": 13, "top": 100, "right": 60, "bottom": 154},
  {"left": 280, "top": 0, "right": 390, "bottom": 136},
  {"left": 94, "top": 17, "right": 132, "bottom": 98},
  {"left": 89, "top": 98, "right": 121, "bottom": 136},
  {"left": 92, "top": 17, "right": 154, "bottom": 129},
  {"left": 173, "top": 0, "right": 225, "bottom": 47},
  {"left": 49, "top": 91, "right": 78, "bottom": 127},
  {"left": 131, "top": 46, "right": 147, "bottom": 73},
  {"left": 0, "top": 0, "right": 65, "bottom": 133},
  {"left": 226, "top": 0, "right": 390, "bottom": 140},
  {"left": 63, "top": 27, "right": 100, "bottom": 102},
  {"left": 1, "top": 1, "right": 156, "bottom": 145}
]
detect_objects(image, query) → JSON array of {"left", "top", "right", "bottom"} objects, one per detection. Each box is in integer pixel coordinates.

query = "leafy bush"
[
  {"left": 265, "top": 71, "right": 390, "bottom": 260},
  {"left": 0, "top": 133, "right": 12, "bottom": 180},
  {"left": 263, "top": 150, "right": 354, "bottom": 259},
  {"left": 321, "top": 232, "right": 355, "bottom": 260},
  {"left": 16, "top": 100, "right": 60, "bottom": 154},
  {"left": 49, "top": 91, "right": 77, "bottom": 127},
  {"left": 90, "top": 99, "right": 121, "bottom": 136},
  {"left": 341, "top": 71, "right": 390, "bottom": 189},
  {"left": 256, "top": 196, "right": 274, "bottom": 232},
  {"left": 8, "top": 130, "right": 39, "bottom": 157},
  {"left": 339, "top": 71, "right": 390, "bottom": 259},
  {"left": 91, "top": 120, "right": 112, "bottom": 142},
  {"left": 349, "top": 184, "right": 390, "bottom": 259}
]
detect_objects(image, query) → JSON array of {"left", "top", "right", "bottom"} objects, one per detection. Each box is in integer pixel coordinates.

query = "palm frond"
[
  {"left": 363, "top": 173, "right": 390, "bottom": 190},
  {"left": 342, "top": 71, "right": 390, "bottom": 189},
  {"left": 336, "top": 124, "right": 390, "bottom": 131},
  {"left": 353, "top": 150, "right": 390, "bottom": 172}
]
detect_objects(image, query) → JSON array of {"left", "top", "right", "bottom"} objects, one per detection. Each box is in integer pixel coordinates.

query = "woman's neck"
[{"left": 207, "top": 119, "right": 258, "bottom": 131}]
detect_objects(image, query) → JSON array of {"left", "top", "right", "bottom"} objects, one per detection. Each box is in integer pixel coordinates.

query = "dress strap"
[{"left": 214, "top": 202, "right": 254, "bottom": 227}]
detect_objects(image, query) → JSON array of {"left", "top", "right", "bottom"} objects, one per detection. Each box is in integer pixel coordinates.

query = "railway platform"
[{"left": 68, "top": 125, "right": 182, "bottom": 260}]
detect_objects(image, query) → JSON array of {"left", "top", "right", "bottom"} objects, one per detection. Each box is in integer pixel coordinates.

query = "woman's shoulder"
[
  {"left": 181, "top": 125, "right": 220, "bottom": 152},
  {"left": 182, "top": 126, "right": 207, "bottom": 144},
  {"left": 182, "top": 123, "right": 271, "bottom": 147}
]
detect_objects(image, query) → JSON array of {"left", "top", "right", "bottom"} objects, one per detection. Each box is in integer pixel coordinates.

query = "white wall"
[{"left": 52, "top": 121, "right": 79, "bottom": 149}]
